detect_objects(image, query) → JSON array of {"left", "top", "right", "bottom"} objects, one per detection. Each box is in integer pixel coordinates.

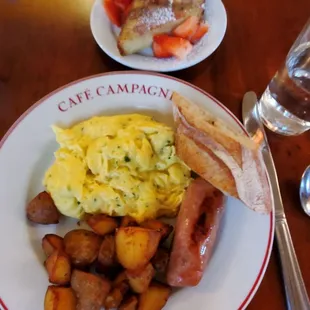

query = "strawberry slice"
[
  {"left": 153, "top": 34, "right": 193, "bottom": 60},
  {"left": 190, "top": 22, "right": 209, "bottom": 44},
  {"left": 152, "top": 41, "right": 171, "bottom": 58},
  {"left": 103, "top": 0, "right": 122, "bottom": 27},
  {"left": 114, "top": 0, "right": 132, "bottom": 11},
  {"left": 122, "top": 2, "right": 132, "bottom": 24},
  {"left": 172, "top": 16, "right": 199, "bottom": 40}
]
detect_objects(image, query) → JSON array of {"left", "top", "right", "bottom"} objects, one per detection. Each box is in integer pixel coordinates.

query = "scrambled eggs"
[{"left": 44, "top": 114, "right": 191, "bottom": 222}]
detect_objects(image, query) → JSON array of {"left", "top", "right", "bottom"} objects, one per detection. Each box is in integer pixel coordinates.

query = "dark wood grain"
[{"left": 0, "top": 0, "right": 310, "bottom": 309}]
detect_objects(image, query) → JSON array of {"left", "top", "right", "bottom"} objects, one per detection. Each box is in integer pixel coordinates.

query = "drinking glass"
[{"left": 258, "top": 18, "right": 310, "bottom": 135}]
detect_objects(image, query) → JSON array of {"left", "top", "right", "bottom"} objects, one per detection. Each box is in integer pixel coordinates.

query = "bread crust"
[{"left": 172, "top": 92, "right": 272, "bottom": 214}]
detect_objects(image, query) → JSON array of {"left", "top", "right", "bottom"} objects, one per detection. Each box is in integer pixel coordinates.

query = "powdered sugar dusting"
[
  {"left": 96, "top": 0, "right": 227, "bottom": 72},
  {"left": 136, "top": 7, "right": 176, "bottom": 31},
  {"left": 136, "top": 3, "right": 210, "bottom": 61}
]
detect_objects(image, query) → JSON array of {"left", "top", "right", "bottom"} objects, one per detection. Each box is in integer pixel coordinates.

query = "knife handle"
[{"left": 276, "top": 219, "right": 310, "bottom": 310}]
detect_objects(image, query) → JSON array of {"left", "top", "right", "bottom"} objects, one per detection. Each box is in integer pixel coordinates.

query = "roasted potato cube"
[
  {"left": 42, "top": 234, "right": 64, "bottom": 257},
  {"left": 98, "top": 235, "right": 116, "bottom": 267},
  {"left": 120, "top": 216, "right": 137, "bottom": 227},
  {"left": 140, "top": 220, "right": 173, "bottom": 242},
  {"left": 45, "top": 250, "right": 71, "bottom": 285},
  {"left": 138, "top": 283, "right": 171, "bottom": 310},
  {"left": 26, "top": 191, "right": 60, "bottom": 224},
  {"left": 86, "top": 214, "right": 118, "bottom": 236},
  {"left": 97, "top": 235, "right": 120, "bottom": 277},
  {"left": 71, "top": 269, "right": 111, "bottom": 310},
  {"left": 115, "top": 227, "right": 161, "bottom": 270},
  {"left": 44, "top": 286, "right": 77, "bottom": 310},
  {"left": 151, "top": 248, "right": 170, "bottom": 274},
  {"left": 126, "top": 263, "right": 155, "bottom": 293},
  {"left": 105, "top": 281, "right": 129, "bottom": 309},
  {"left": 120, "top": 295, "right": 138, "bottom": 310},
  {"left": 113, "top": 270, "right": 128, "bottom": 287},
  {"left": 64, "top": 229, "right": 101, "bottom": 267}
]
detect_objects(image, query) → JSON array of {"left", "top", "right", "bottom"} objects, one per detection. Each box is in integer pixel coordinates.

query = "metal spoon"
[{"left": 300, "top": 165, "right": 310, "bottom": 216}]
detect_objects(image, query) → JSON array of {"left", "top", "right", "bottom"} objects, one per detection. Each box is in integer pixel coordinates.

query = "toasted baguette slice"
[
  {"left": 172, "top": 92, "right": 272, "bottom": 214},
  {"left": 118, "top": 0, "right": 204, "bottom": 56}
]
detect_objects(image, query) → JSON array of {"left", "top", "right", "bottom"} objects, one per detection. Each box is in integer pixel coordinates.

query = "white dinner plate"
[
  {"left": 90, "top": 0, "right": 227, "bottom": 72},
  {"left": 0, "top": 71, "right": 274, "bottom": 310}
]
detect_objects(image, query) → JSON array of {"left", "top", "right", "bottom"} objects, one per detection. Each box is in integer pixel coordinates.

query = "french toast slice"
[{"left": 117, "top": 0, "right": 205, "bottom": 56}]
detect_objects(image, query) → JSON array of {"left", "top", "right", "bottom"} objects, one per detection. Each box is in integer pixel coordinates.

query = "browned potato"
[
  {"left": 120, "top": 216, "right": 137, "bottom": 227},
  {"left": 105, "top": 281, "right": 129, "bottom": 309},
  {"left": 120, "top": 295, "right": 138, "bottom": 310},
  {"left": 71, "top": 269, "right": 111, "bottom": 310},
  {"left": 98, "top": 235, "right": 116, "bottom": 267},
  {"left": 140, "top": 220, "right": 173, "bottom": 242},
  {"left": 64, "top": 229, "right": 101, "bottom": 267},
  {"left": 44, "top": 286, "right": 77, "bottom": 310},
  {"left": 42, "top": 234, "right": 64, "bottom": 257},
  {"left": 151, "top": 248, "right": 170, "bottom": 274},
  {"left": 115, "top": 227, "right": 161, "bottom": 270},
  {"left": 86, "top": 214, "right": 118, "bottom": 236},
  {"left": 45, "top": 250, "right": 71, "bottom": 285},
  {"left": 126, "top": 263, "right": 155, "bottom": 293},
  {"left": 113, "top": 270, "right": 128, "bottom": 287},
  {"left": 26, "top": 191, "right": 60, "bottom": 224},
  {"left": 97, "top": 235, "right": 120, "bottom": 277},
  {"left": 138, "top": 282, "right": 171, "bottom": 310}
]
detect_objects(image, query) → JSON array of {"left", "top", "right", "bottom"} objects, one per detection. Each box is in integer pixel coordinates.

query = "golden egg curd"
[{"left": 44, "top": 114, "right": 191, "bottom": 222}]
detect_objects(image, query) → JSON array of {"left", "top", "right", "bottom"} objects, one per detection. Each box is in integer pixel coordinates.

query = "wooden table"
[{"left": 0, "top": 0, "right": 310, "bottom": 309}]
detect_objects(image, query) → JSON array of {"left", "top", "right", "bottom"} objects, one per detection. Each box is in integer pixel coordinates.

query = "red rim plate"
[{"left": 0, "top": 71, "right": 274, "bottom": 310}]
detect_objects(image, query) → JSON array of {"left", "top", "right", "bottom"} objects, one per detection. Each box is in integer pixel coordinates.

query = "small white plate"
[
  {"left": 90, "top": 0, "right": 227, "bottom": 72},
  {"left": 0, "top": 71, "right": 274, "bottom": 310}
]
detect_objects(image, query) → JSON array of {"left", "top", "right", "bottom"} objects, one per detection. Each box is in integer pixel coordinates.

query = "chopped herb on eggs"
[{"left": 44, "top": 114, "right": 191, "bottom": 222}]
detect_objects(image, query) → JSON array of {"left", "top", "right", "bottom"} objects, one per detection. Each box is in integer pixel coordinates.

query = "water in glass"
[{"left": 258, "top": 42, "right": 310, "bottom": 135}]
